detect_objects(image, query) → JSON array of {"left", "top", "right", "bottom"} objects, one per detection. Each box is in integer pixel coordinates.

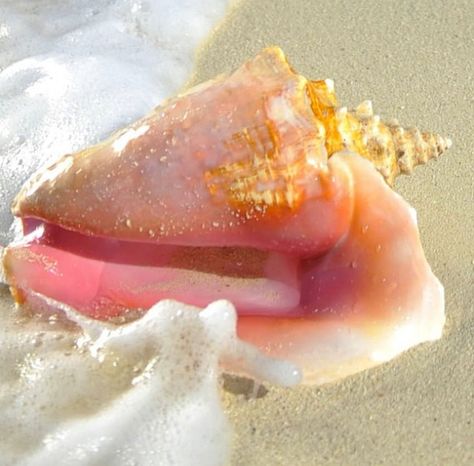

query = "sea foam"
[{"left": 0, "top": 296, "right": 299, "bottom": 465}]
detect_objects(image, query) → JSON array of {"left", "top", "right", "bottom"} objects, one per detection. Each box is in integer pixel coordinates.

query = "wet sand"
[
  {"left": 193, "top": 0, "right": 474, "bottom": 464},
  {"left": 1, "top": 0, "right": 472, "bottom": 465}
]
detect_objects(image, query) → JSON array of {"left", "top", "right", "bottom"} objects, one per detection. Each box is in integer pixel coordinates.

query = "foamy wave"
[{"left": 0, "top": 295, "right": 300, "bottom": 465}]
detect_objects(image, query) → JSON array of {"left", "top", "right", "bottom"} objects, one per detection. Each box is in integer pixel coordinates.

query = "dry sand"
[
  {"left": 1, "top": 0, "right": 472, "bottom": 465},
  {"left": 192, "top": 0, "right": 474, "bottom": 464}
]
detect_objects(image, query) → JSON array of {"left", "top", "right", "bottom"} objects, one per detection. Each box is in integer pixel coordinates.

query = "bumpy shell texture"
[{"left": 307, "top": 72, "right": 451, "bottom": 185}]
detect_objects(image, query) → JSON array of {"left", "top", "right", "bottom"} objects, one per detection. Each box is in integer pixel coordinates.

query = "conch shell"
[{"left": 2, "top": 47, "right": 448, "bottom": 384}]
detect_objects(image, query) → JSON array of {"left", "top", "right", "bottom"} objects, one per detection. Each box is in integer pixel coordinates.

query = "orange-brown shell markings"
[
  {"left": 306, "top": 76, "right": 451, "bottom": 185},
  {"left": 202, "top": 48, "right": 329, "bottom": 217},
  {"left": 203, "top": 121, "right": 327, "bottom": 217}
]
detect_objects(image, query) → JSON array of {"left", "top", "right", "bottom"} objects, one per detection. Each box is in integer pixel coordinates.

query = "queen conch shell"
[{"left": 2, "top": 47, "right": 448, "bottom": 384}]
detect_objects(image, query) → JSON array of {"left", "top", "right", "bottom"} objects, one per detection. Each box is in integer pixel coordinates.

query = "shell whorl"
[{"left": 307, "top": 79, "right": 452, "bottom": 185}]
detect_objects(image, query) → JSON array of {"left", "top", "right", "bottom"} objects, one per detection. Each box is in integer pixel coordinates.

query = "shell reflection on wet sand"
[{"left": 3, "top": 47, "right": 449, "bottom": 384}]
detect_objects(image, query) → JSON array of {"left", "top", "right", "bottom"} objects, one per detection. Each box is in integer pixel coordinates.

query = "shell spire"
[{"left": 307, "top": 79, "right": 452, "bottom": 185}]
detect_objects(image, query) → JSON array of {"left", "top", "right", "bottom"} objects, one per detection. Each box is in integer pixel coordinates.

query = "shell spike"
[{"left": 355, "top": 100, "right": 373, "bottom": 118}]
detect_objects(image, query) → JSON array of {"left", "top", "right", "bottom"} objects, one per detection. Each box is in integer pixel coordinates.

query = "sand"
[
  {"left": 1, "top": 0, "right": 472, "bottom": 465},
  {"left": 192, "top": 0, "right": 474, "bottom": 464}
]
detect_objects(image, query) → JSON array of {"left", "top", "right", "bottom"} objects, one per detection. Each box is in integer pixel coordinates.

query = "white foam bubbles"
[{"left": 0, "top": 296, "right": 300, "bottom": 465}]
